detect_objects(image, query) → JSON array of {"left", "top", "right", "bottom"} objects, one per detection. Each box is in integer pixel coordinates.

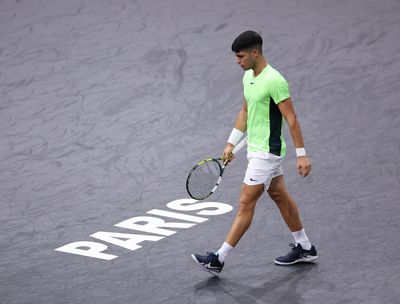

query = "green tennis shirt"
[{"left": 243, "top": 64, "right": 290, "bottom": 156}]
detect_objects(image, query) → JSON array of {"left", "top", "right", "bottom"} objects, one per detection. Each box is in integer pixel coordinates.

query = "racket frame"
[
  {"left": 186, "top": 157, "right": 225, "bottom": 200},
  {"left": 185, "top": 135, "right": 248, "bottom": 200}
]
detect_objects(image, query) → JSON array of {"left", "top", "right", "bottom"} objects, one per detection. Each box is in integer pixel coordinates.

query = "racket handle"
[{"left": 232, "top": 135, "right": 248, "bottom": 155}]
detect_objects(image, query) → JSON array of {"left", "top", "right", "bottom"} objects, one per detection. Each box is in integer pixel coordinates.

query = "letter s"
[{"left": 166, "top": 199, "right": 233, "bottom": 216}]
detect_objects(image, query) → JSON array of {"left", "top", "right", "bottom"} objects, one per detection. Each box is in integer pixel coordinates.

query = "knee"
[
  {"left": 237, "top": 196, "right": 256, "bottom": 215},
  {"left": 268, "top": 189, "right": 284, "bottom": 205}
]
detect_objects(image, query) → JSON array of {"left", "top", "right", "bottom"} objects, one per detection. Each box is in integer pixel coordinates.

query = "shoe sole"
[
  {"left": 190, "top": 254, "right": 220, "bottom": 277},
  {"left": 274, "top": 255, "right": 319, "bottom": 266}
]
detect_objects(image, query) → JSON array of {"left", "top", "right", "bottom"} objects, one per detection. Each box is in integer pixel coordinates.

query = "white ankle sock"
[
  {"left": 216, "top": 242, "right": 233, "bottom": 263},
  {"left": 292, "top": 228, "right": 312, "bottom": 250}
]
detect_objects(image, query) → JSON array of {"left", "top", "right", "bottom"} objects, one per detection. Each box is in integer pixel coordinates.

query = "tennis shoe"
[
  {"left": 275, "top": 243, "right": 318, "bottom": 265},
  {"left": 191, "top": 251, "right": 224, "bottom": 276}
]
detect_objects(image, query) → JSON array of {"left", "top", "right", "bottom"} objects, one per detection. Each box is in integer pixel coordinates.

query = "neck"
[{"left": 253, "top": 58, "right": 267, "bottom": 76}]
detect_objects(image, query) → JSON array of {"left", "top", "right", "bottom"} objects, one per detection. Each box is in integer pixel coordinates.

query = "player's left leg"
[{"left": 267, "top": 175, "right": 318, "bottom": 265}]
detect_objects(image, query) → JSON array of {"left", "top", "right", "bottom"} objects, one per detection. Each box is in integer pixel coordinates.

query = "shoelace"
[
  {"left": 289, "top": 243, "right": 300, "bottom": 250},
  {"left": 205, "top": 251, "right": 217, "bottom": 263}
]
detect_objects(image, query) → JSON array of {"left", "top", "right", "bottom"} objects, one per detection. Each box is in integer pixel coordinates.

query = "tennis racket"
[{"left": 186, "top": 135, "right": 248, "bottom": 200}]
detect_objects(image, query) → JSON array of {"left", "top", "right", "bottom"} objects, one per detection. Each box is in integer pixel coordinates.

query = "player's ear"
[{"left": 251, "top": 48, "right": 259, "bottom": 58}]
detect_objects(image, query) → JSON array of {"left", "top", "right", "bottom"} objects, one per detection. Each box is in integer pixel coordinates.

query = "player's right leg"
[
  {"left": 224, "top": 183, "right": 265, "bottom": 246},
  {"left": 191, "top": 183, "right": 264, "bottom": 275}
]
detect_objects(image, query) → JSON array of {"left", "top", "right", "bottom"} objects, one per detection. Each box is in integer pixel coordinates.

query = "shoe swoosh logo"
[
  {"left": 299, "top": 253, "right": 314, "bottom": 258},
  {"left": 250, "top": 178, "right": 258, "bottom": 181},
  {"left": 206, "top": 263, "right": 220, "bottom": 269}
]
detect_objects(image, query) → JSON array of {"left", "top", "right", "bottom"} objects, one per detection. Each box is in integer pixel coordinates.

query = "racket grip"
[{"left": 232, "top": 135, "right": 247, "bottom": 155}]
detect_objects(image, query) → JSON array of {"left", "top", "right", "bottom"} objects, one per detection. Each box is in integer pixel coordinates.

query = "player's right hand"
[{"left": 223, "top": 143, "right": 235, "bottom": 165}]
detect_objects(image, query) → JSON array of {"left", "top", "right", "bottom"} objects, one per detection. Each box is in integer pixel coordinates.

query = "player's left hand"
[{"left": 297, "top": 156, "right": 312, "bottom": 177}]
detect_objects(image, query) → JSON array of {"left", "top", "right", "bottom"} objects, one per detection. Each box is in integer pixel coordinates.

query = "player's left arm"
[{"left": 277, "top": 97, "right": 312, "bottom": 177}]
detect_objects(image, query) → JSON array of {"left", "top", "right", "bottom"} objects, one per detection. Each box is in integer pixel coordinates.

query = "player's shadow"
[{"left": 194, "top": 263, "right": 318, "bottom": 304}]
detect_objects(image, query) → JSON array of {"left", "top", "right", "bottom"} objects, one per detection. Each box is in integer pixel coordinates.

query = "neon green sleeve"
[{"left": 269, "top": 75, "right": 290, "bottom": 104}]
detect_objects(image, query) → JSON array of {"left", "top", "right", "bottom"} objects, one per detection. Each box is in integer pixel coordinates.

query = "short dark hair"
[{"left": 231, "top": 31, "right": 263, "bottom": 53}]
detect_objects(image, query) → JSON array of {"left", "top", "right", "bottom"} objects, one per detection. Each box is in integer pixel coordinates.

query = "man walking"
[{"left": 192, "top": 31, "right": 318, "bottom": 275}]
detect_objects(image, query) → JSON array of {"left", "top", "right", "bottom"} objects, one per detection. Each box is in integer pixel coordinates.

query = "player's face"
[{"left": 235, "top": 50, "right": 255, "bottom": 70}]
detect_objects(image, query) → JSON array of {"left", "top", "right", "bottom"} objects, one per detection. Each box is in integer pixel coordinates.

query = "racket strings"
[{"left": 187, "top": 160, "right": 222, "bottom": 200}]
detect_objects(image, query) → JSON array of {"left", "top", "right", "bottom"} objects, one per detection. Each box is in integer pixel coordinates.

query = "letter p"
[{"left": 55, "top": 241, "right": 118, "bottom": 261}]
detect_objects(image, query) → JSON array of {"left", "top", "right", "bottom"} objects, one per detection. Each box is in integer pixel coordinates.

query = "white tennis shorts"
[{"left": 243, "top": 152, "right": 283, "bottom": 190}]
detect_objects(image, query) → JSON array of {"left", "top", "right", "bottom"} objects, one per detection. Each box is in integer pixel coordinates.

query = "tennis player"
[{"left": 192, "top": 30, "right": 318, "bottom": 275}]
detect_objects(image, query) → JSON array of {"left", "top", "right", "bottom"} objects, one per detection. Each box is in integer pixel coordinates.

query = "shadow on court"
[{"left": 194, "top": 264, "right": 318, "bottom": 304}]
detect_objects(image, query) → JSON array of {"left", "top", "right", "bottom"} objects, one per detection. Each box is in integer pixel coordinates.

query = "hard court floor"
[{"left": 1, "top": 0, "right": 400, "bottom": 303}]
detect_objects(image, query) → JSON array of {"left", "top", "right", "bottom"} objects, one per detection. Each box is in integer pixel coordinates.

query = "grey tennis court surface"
[{"left": 1, "top": 0, "right": 400, "bottom": 303}]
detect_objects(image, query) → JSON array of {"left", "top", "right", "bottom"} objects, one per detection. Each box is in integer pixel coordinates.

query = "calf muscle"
[
  {"left": 268, "top": 175, "right": 303, "bottom": 232},
  {"left": 225, "top": 184, "right": 264, "bottom": 247}
]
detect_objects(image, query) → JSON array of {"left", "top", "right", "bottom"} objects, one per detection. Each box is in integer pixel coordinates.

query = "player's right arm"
[
  {"left": 223, "top": 99, "right": 247, "bottom": 163},
  {"left": 233, "top": 99, "right": 247, "bottom": 133}
]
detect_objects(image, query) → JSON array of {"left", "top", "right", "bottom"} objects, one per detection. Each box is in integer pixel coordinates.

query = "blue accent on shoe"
[
  {"left": 275, "top": 243, "right": 318, "bottom": 265},
  {"left": 191, "top": 251, "right": 224, "bottom": 275}
]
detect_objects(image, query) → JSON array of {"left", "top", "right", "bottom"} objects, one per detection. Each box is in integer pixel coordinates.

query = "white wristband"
[
  {"left": 227, "top": 128, "right": 244, "bottom": 146},
  {"left": 296, "top": 148, "right": 306, "bottom": 157}
]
